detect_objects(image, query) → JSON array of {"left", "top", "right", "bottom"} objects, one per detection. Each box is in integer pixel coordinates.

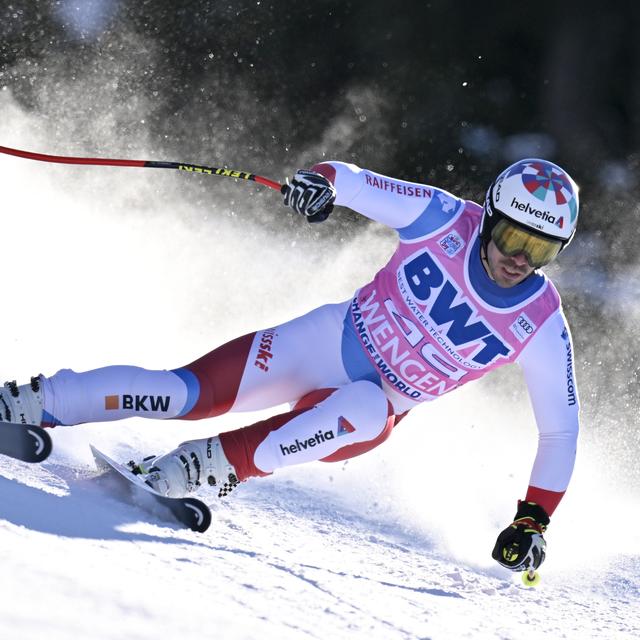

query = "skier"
[{"left": 2, "top": 157, "right": 579, "bottom": 573}]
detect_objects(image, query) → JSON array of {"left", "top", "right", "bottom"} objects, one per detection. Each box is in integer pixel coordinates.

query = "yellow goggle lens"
[{"left": 491, "top": 219, "right": 562, "bottom": 268}]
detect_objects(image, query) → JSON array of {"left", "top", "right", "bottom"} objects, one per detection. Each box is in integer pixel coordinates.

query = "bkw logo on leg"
[{"left": 104, "top": 395, "right": 171, "bottom": 412}]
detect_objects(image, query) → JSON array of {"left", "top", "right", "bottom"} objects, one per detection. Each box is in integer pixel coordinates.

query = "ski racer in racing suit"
[{"left": 2, "top": 158, "right": 580, "bottom": 574}]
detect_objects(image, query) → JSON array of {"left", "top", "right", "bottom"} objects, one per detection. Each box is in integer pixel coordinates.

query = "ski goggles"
[{"left": 491, "top": 218, "right": 562, "bottom": 268}]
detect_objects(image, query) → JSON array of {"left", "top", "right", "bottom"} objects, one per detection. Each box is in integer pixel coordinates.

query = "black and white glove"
[
  {"left": 492, "top": 501, "right": 549, "bottom": 571},
  {"left": 282, "top": 170, "right": 336, "bottom": 223}
]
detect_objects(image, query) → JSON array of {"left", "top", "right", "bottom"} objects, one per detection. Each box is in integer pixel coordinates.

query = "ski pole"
[
  {"left": 521, "top": 568, "right": 541, "bottom": 587},
  {"left": 0, "top": 145, "right": 284, "bottom": 192}
]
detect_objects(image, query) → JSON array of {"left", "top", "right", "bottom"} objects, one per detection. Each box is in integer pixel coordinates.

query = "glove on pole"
[
  {"left": 0, "top": 145, "right": 283, "bottom": 192},
  {"left": 492, "top": 501, "right": 550, "bottom": 572},
  {"left": 282, "top": 170, "right": 337, "bottom": 223}
]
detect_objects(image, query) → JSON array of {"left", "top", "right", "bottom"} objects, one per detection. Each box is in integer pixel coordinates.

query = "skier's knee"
[
  {"left": 350, "top": 379, "right": 391, "bottom": 427},
  {"left": 323, "top": 380, "right": 391, "bottom": 441}
]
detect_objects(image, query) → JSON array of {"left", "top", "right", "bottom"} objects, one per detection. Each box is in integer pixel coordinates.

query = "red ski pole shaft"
[{"left": 0, "top": 145, "right": 284, "bottom": 192}]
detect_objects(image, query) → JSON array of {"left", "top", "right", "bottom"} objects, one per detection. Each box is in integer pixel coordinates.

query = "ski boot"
[
  {"left": 129, "top": 435, "right": 239, "bottom": 499},
  {"left": 0, "top": 377, "right": 43, "bottom": 425}
]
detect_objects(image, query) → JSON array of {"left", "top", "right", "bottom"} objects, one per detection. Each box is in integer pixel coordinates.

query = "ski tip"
[
  {"left": 182, "top": 497, "right": 212, "bottom": 533},
  {"left": 0, "top": 422, "right": 53, "bottom": 463},
  {"left": 90, "top": 444, "right": 114, "bottom": 472},
  {"left": 89, "top": 444, "right": 102, "bottom": 458},
  {"left": 89, "top": 443, "right": 102, "bottom": 464},
  {"left": 27, "top": 426, "right": 53, "bottom": 462}
]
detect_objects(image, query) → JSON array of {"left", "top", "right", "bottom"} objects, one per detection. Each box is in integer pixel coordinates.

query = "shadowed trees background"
[
  {"left": 3, "top": 2, "right": 639, "bottom": 194},
  {"left": 2, "top": 1, "right": 640, "bottom": 272}
]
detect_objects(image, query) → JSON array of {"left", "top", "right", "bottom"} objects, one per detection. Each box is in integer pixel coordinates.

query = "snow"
[
  {"left": 2, "top": 449, "right": 639, "bottom": 640},
  {"left": 1, "top": 95, "right": 639, "bottom": 639}
]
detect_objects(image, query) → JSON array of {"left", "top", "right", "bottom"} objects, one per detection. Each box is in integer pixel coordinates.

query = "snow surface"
[{"left": 1, "top": 94, "right": 639, "bottom": 639}]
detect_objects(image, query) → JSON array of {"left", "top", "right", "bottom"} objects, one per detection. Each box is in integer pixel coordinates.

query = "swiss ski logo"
[
  {"left": 254, "top": 328, "right": 277, "bottom": 372},
  {"left": 438, "top": 231, "right": 465, "bottom": 257},
  {"left": 337, "top": 416, "right": 356, "bottom": 436}
]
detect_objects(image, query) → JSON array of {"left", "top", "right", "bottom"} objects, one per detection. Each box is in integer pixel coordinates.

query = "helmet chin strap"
[{"left": 480, "top": 240, "right": 496, "bottom": 282}]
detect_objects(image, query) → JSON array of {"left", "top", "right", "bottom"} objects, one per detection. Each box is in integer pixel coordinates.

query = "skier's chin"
[{"left": 491, "top": 263, "right": 531, "bottom": 287}]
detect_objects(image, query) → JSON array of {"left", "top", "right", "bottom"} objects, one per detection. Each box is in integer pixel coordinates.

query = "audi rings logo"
[
  {"left": 510, "top": 313, "right": 537, "bottom": 344},
  {"left": 517, "top": 316, "right": 534, "bottom": 334}
]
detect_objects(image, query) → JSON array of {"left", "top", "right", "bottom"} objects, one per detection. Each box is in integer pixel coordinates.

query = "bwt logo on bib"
[{"left": 403, "top": 251, "right": 511, "bottom": 365}]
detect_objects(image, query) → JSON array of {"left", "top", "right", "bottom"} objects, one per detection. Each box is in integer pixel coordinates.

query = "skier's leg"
[
  {"left": 38, "top": 332, "right": 257, "bottom": 426},
  {"left": 3, "top": 301, "right": 353, "bottom": 427},
  {"left": 138, "top": 380, "right": 397, "bottom": 498},
  {"left": 219, "top": 385, "right": 397, "bottom": 479},
  {"left": 177, "top": 300, "right": 355, "bottom": 417}
]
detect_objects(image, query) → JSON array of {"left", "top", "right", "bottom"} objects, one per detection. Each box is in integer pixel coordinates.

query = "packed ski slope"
[
  {"left": 2, "top": 422, "right": 639, "bottom": 640},
  {"left": 1, "top": 96, "right": 639, "bottom": 639}
]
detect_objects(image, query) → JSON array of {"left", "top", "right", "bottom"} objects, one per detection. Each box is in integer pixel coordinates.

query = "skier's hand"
[
  {"left": 492, "top": 501, "right": 549, "bottom": 571},
  {"left": 282, "top": 170, "right": 336, "bottom": 223}
]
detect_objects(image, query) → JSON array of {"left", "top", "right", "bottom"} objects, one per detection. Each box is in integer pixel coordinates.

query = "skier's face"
[{"left": 486, "top": 240, "right": 535, "bottom": 287}]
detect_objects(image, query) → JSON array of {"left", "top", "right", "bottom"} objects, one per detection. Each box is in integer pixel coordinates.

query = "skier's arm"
[
  {"left": 516, "top": 308, "right": 580, "bottom": 517},
  {"left": 492, "top": 309, "right": 579, "bottom": 573},
  {"left": 308, "top": 161, "right": 465, "bottom": 231}
]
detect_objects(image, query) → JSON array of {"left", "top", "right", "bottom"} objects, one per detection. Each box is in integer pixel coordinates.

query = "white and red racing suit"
[{"left": 39, "top": 162, "right": 579, "bottom": 516}]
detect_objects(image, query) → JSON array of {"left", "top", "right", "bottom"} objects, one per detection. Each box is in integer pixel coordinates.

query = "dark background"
[
  {"left": 3, "top": 2, "right": 640, "bottom": 223},
  {"left": 1, "top": 0, "right": 639, "bottom": 462}
]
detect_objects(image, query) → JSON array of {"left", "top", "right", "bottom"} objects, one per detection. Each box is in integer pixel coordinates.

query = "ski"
[
  {"left": 0, "top": 421, "right": 52, "bottom": 462},
  {"left": 90, "top": 445, "right": 212, "bottom": 533}
]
